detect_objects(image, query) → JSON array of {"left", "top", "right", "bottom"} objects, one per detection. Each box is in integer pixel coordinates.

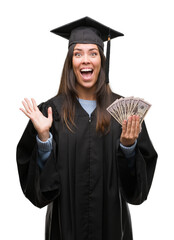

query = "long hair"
[{"left": 58, "top": 44, "right": 112, "bottom": 134}]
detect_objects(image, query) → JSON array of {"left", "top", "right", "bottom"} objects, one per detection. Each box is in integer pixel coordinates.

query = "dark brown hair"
[{"left": 57, "top": 44, "right": 112, "bottom": 134}]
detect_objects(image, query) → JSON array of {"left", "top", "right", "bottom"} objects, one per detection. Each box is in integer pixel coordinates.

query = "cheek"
[
  {"left": 95, "top": 56, "right": 101, "bottom": 70},
  {"left": 72, "top": 58, "right": 80, "bottom": 76},
  {"left": 72, "top": 64, "right": 77, "bottom": 78},
  {"left": 95, "top": 60, "right": 101, "bottom": 76},
  {"left": 98, "top": 62, "right": 101, "bottom": 72}
]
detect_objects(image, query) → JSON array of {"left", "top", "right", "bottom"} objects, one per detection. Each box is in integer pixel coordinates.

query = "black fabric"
[
  {"left": 51, "top": 16, "right": 123, "bottom": 48},
  {"left": 105, "top": 37, "right": 111, "bottom": 83},
  {"left": 68, "top": 27, "right": 104, "bottom": 50},
  {"left": 16, "top": 92, "right": 157, "bottom": 240}
]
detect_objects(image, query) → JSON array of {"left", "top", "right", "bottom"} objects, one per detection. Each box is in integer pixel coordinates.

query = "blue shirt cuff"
[
  {"left": 36, "top": 132, "right": 53, "bottom": 152},
  {"left": 120, "top": 140, "right": 137, "bottom": 158}
]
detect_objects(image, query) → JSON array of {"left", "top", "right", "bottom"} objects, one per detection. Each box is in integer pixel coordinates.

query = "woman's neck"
[
  {"left": 78, "top": 94, "right": 96, "bottom": 100},
  {"left": 76, "top": 85, "right": 96, "bottom": 100}
]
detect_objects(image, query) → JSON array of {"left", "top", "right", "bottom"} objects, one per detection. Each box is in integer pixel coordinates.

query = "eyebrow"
[{"left": 73, "top": 48, "right": 99, "bottom": 51}]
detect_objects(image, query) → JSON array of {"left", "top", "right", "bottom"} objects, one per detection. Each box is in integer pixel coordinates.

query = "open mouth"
[{"left": 80, "top": 68, "right": 94, "bottom": 79}]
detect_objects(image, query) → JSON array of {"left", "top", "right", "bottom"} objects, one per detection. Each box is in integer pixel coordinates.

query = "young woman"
[{"left": 17, "top": 17, "right": 157, "bottom": 240}]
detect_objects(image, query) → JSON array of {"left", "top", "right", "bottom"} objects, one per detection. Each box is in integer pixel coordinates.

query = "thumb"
[{"left": 47, "top": 107, "right": 53, "bottom": 121}]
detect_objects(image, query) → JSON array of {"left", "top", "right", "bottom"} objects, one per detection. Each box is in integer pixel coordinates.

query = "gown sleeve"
[
  {"left": 117, "top": 121, "right": 158, "bottom": 205},
  {"left": 16, "top": 102, "right": 61, "bottom": 208}
]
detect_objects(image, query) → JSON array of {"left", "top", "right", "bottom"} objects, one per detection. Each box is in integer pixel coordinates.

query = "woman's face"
[{"left": 72, "top": 44, "right": 101, "bottom": 93}]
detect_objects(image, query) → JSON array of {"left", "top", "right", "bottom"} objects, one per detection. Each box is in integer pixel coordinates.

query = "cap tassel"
[{"left": 105, "top": 35, "right": 111, "bottom": 84}]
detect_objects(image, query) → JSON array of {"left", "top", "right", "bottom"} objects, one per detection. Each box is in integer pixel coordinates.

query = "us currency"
[
  {"left": 134, "top": 99, "right": 151, "bottom": 123},
  {"left": 107, "top": 96, "right": 151, "bottom": 125}
]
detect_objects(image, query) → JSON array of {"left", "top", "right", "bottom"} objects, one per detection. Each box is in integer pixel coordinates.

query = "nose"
[{"left": 82, "top": 54, "right": 90, "bottom": 64}]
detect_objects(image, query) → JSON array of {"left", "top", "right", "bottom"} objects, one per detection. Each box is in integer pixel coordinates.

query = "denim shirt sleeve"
[
  {"left": 120, "top": 140, "right": 137, "bottom": 158},
  {"left": 120, "top": 140, "right": 137, "bottom": 168},
  {"left": 36, "top": 132, "right": 53, "bottom": 168}
]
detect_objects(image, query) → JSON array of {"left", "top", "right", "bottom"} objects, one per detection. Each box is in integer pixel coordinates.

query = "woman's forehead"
[{"left": 74, "top": 43, "right": 99, "bottom": 51}]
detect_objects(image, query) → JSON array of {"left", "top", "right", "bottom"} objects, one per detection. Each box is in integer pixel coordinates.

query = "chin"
[{"left": 81, "top": 81, "right": 97, "bottom": 89}]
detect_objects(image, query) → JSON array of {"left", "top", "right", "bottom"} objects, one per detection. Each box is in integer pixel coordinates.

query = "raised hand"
[
  {"left": 120, "top": 115, "right": 140, "bottom": 147},
  {"left": 20, "top": 98, "right": 53, "bottom": 141}
]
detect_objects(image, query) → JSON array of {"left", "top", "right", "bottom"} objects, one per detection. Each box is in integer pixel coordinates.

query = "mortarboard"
[{"left": 51, "top": 16, "right": 124, "bottom": 83}]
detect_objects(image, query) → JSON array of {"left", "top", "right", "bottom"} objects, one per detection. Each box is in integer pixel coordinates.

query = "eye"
[
  {"left": 74, "top": 52, "right": 82, "bottom": 57},
  {"left": 90, "top": 52, "right": 98, "bottom": 57}
]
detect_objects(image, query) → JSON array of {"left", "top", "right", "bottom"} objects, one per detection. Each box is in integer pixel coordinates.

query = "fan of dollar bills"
[{"left": 106, "top": 97, "right": 151, "bottom": 125}]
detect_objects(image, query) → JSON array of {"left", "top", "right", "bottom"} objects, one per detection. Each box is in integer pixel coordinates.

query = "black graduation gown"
[{"left": 16, "top": 93, "right": 157, "bottom": 240}]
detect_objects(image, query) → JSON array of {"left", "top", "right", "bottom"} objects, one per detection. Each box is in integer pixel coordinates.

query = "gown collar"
[{"left": 75, "top": 97, "right": 97, "bottom": 117}]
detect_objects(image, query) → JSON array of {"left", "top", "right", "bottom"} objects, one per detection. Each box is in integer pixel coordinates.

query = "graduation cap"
[{"left": 51, "top": 16, "right": 124, "bottom": 83}]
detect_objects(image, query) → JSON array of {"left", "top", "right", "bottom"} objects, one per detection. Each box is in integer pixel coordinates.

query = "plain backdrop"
[{"left": 1, "top": 0, "right": 173, "bottom": 239}]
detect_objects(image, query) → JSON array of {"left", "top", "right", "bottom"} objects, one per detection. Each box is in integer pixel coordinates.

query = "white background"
[{"left": 0, "top": 0, "right": 173, "bottom": 239}]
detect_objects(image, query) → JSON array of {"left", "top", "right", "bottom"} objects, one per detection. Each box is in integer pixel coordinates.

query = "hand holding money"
[
  {"left": 107, "top": 96, "right": 151, "bottom": 146},
  {"left": 120, "top": 115, "right": 140, "bottom": 146}
]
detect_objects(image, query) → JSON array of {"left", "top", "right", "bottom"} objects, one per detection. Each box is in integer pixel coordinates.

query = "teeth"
[{"left": 81, "top": 69, "right": 93, "bottom": 72}]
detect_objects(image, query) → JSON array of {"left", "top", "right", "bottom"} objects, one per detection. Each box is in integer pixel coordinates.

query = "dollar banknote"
[{"left": 107, "top": 97, "right": 151, "bottom": 125}]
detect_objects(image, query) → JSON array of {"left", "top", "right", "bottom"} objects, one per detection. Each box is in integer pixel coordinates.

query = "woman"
[{"left": 17, "top": 17, "right": 157, "bottom": 240}]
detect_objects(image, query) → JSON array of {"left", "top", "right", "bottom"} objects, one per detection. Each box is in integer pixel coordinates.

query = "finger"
[
  {"left": 47, "top": 107, "right": 53, "bottom": 121},
  {"left": 135, "top": 115, "right": 140, "bottom": 137},
  {"left": 121, "top": 120, "right": 127, "bottom": 135},
  {"left": 31, "top": 98, "right": 37, "bottom": 111},
  {"left": 130, "top": 115, "right": 136, "bottom": 136},
  {"left": 24, "top": 98, "right": 33, "bottom": 112},
  {"left": 126, "top": 116, "right": 132, "bottom": 135},
  {"left": 19, "top": 107, "right": 30, "bottom": 118},
  {"left": 22, "top": 100, "right": 31, "bottom": 114}
]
